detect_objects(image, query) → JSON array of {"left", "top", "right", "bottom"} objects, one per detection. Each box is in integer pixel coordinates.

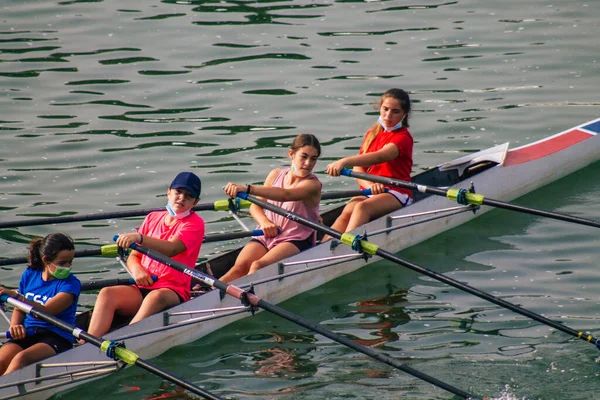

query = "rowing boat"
[{"left": 1, "top": 117, "right": 599, "bottom": 400}]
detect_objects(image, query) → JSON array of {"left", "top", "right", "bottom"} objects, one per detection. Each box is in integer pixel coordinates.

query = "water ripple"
[{"left": 184, "top": 52, "right": 311, "bottom": 69}]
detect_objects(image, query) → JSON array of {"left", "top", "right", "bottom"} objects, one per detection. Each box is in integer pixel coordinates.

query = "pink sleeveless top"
[{"left": 254, "top": 168, "right": 321, "bottom": 251}]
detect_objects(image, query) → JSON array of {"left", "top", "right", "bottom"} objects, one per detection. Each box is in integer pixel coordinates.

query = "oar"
[
  {"left": 81, "top": 276, "right": 157, "bottom": 291},
  {"left": 0, "top": 295, "right": 223, "bottom": 400},
  {"left": 0, "top": 244, "right": 119, "bottom": 267},
  {"left": 0, "top": 230, "right": 271, "bottom": 267},
  {"left": 340, "top": 168, "right": 600, "bottom": 229},
  {"left": 203, "top": 229, "right": 271, "bottom": 243},
  {"left": 118, "top": 238, "right": 481, "bottom": 400},
  {"left": 0, "top": 190, "right": 375, "bottom": 230},
  {"left": 237, "top": 192, "right": 600, "bottom": 351},
  {"left": 0, "top": 200, "right": 251, "bottom": 230}
]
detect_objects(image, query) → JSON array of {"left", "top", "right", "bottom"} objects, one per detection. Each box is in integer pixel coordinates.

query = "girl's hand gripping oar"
[
  {"left": 0, "top": 295, "right": 223, "bottom": 400},
  {"left": 340, "top": 168, "right": 600, "bottom": 229},
  {"left": 0, "top": 328, "right": 36, "bottom": 339},
  {"left": 114, "top": 236, "right": 483, "bottom": 400},
  {"left": 236, "top": 192, "right": 600, "bottom": 351}
]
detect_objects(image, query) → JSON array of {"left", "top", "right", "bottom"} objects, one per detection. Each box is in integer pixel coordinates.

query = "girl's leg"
[
  {"left": 322, "top": 197, "right": 366, "bottom": 242},
  {"left": 130, "top": 288, "right": 181, "bottom": 324},
  {"left": 0, "top": 342, "right": 23, "bottom": 375},
  {"left": 221, "top": 241, "right": 268, "bottom": 283},
  {"left": 247, "top": 242, "right": 301, "bottom": 275},
  {"left": 87, "top": 285, "right": 143, "bottom": 337},
  {"left": 345, "top": 194, "right": 403, "bottom": 232},
  {"left": 3, "top": 343, "right": 55, "bottom": 375}
]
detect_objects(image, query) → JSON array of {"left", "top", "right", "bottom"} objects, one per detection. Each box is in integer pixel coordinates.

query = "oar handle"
[
  {"left": 81, "top": 276, "right": 158, "bottom": 291},
  {"left": 360, "top": 188, "right": 388, "bottom": 195},
  {"left": 0, "top": 327, "right": 36, "bottom": 339},
  {"left": 340, "top": 168, "right": 353, "bottom": 177}
]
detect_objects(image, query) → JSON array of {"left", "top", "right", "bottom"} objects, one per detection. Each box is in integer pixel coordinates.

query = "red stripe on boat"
[{"left": 504, "top": 129, "right": 594, "bottom": 166}]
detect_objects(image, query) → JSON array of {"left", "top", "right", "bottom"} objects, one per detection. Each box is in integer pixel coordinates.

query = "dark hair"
[
  {"left": 28, "top": 233, "right": 75, "bottom": 270},
  {"left": 290, "top": 133, "right": 321, "bottom": 157},
  {"left": 363, "top": 88, "right": 412, "bottom": 152}
]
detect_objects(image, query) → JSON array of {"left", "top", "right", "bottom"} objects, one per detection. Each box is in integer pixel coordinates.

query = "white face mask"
[
  {"left": 166, "top": 202, "right": 191, "bottom": 219},
  {"left": 290, "top": 162, "right": 306, "bottom": 177},
  {"left": 378, "top": 116, "right": 404, "bottom": 132}
]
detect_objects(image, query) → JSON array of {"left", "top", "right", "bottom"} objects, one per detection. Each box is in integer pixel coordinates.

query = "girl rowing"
[
  {"left": 0, "top": 233, "right": 80, "bottom": 375},
  {"left": 220, "top": 134, "right": 322, "bottom": 283},
  {"left": 86, "top": 172, "right": 205, "bottom": 337},
  {"left": 324, "top": 88, "right": 413, "bottom": 238}
]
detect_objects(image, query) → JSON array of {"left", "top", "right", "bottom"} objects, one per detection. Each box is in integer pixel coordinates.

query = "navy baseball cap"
[{"left": 170, "top": 172, "right": 201, "bottom": 198}]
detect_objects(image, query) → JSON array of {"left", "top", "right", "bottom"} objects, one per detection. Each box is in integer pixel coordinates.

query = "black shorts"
[
  {"left": 7, "top": 327, "right": 73, "bottom": 354},
  {"left": 251, "top": 236, "right": 313, "bottom": 252},
  {"left": 137, "top": 287, "right": 184, "bottom": 304}
]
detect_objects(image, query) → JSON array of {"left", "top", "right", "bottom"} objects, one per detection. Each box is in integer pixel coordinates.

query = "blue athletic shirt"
[{"left": 18, "top": 268, "right": 81, "bottom": 343}]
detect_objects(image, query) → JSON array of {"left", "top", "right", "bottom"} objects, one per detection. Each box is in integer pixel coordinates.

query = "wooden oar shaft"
[
  {"left": 0, "top": 295, "right": 223, "bottom": 400},
  {"left": 240, "top": 193, "right": 600, "bottom": 351},
  {"left": 343, "top": 169, "right": 600, "bottom": 229},
  {"left": 127, "top": 242, "right": 476, "bottom": 399}
]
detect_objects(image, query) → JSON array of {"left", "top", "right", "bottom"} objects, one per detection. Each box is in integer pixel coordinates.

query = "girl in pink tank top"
[{"left": 221, "top": 134, "right": 322, "bottom": 283}]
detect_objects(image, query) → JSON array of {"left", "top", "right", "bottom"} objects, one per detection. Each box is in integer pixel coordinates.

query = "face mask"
[
  {"left": 378, "top": 116, "right": 404, "bottom": 132},
  {"left": 50, "top": 263, "right": 71, "bottom": 279},
  {"left": 166, "top": 202, "right": 191, "bottom": 220},
  {"left": 290, "top": 162, "right": 309, "bottom": 178}
]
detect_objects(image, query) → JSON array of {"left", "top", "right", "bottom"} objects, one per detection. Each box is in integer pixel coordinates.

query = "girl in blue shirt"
[{"left": 0, "top": 233, "right": 80, "bottom": 375}]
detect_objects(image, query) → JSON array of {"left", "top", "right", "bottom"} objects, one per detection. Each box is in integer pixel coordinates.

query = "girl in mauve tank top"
[{"left": 221, "top": 134, "right": 322, "bottom": 283}]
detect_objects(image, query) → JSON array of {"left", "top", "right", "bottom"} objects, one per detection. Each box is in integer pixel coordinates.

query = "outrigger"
[{"left": 0, "top": 117, "right": 599, "bottom": 399}]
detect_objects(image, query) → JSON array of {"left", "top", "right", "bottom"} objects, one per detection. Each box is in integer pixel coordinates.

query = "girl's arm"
[
  {"left": 34, "top": 292, "right": 76, "bottom": 316},
  {"left": 4, "top": 290, "right": 76, "bottom": 317},
  {"left": 0, "top": 287, "right": 28, "bottom": 323},
  {"left": 8, "top": 307, "right": 26, "bottom": 340},
  {"left": 126, "top": 250, "right": 155, "bottom": 286},
  {"left": 326, "top": 143, "right": 400, "bottom": 176},
  {"left": 224, "top": 170, "right": 321, "bottom": 205},
  {"left": 10, "top": 308, "right": 25, "bottom": 326},
  {"left": 243, "top": 177, "right": 320, "bottom": 205},
  {"left": 116, "top": 231, "right": 187, "bottom": 258},
  {"left": 248, "top": 169, "right": 280, "bottom": 237},
  {"left": 350, "top": 166, "right": 383, "bottom": 191}
]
